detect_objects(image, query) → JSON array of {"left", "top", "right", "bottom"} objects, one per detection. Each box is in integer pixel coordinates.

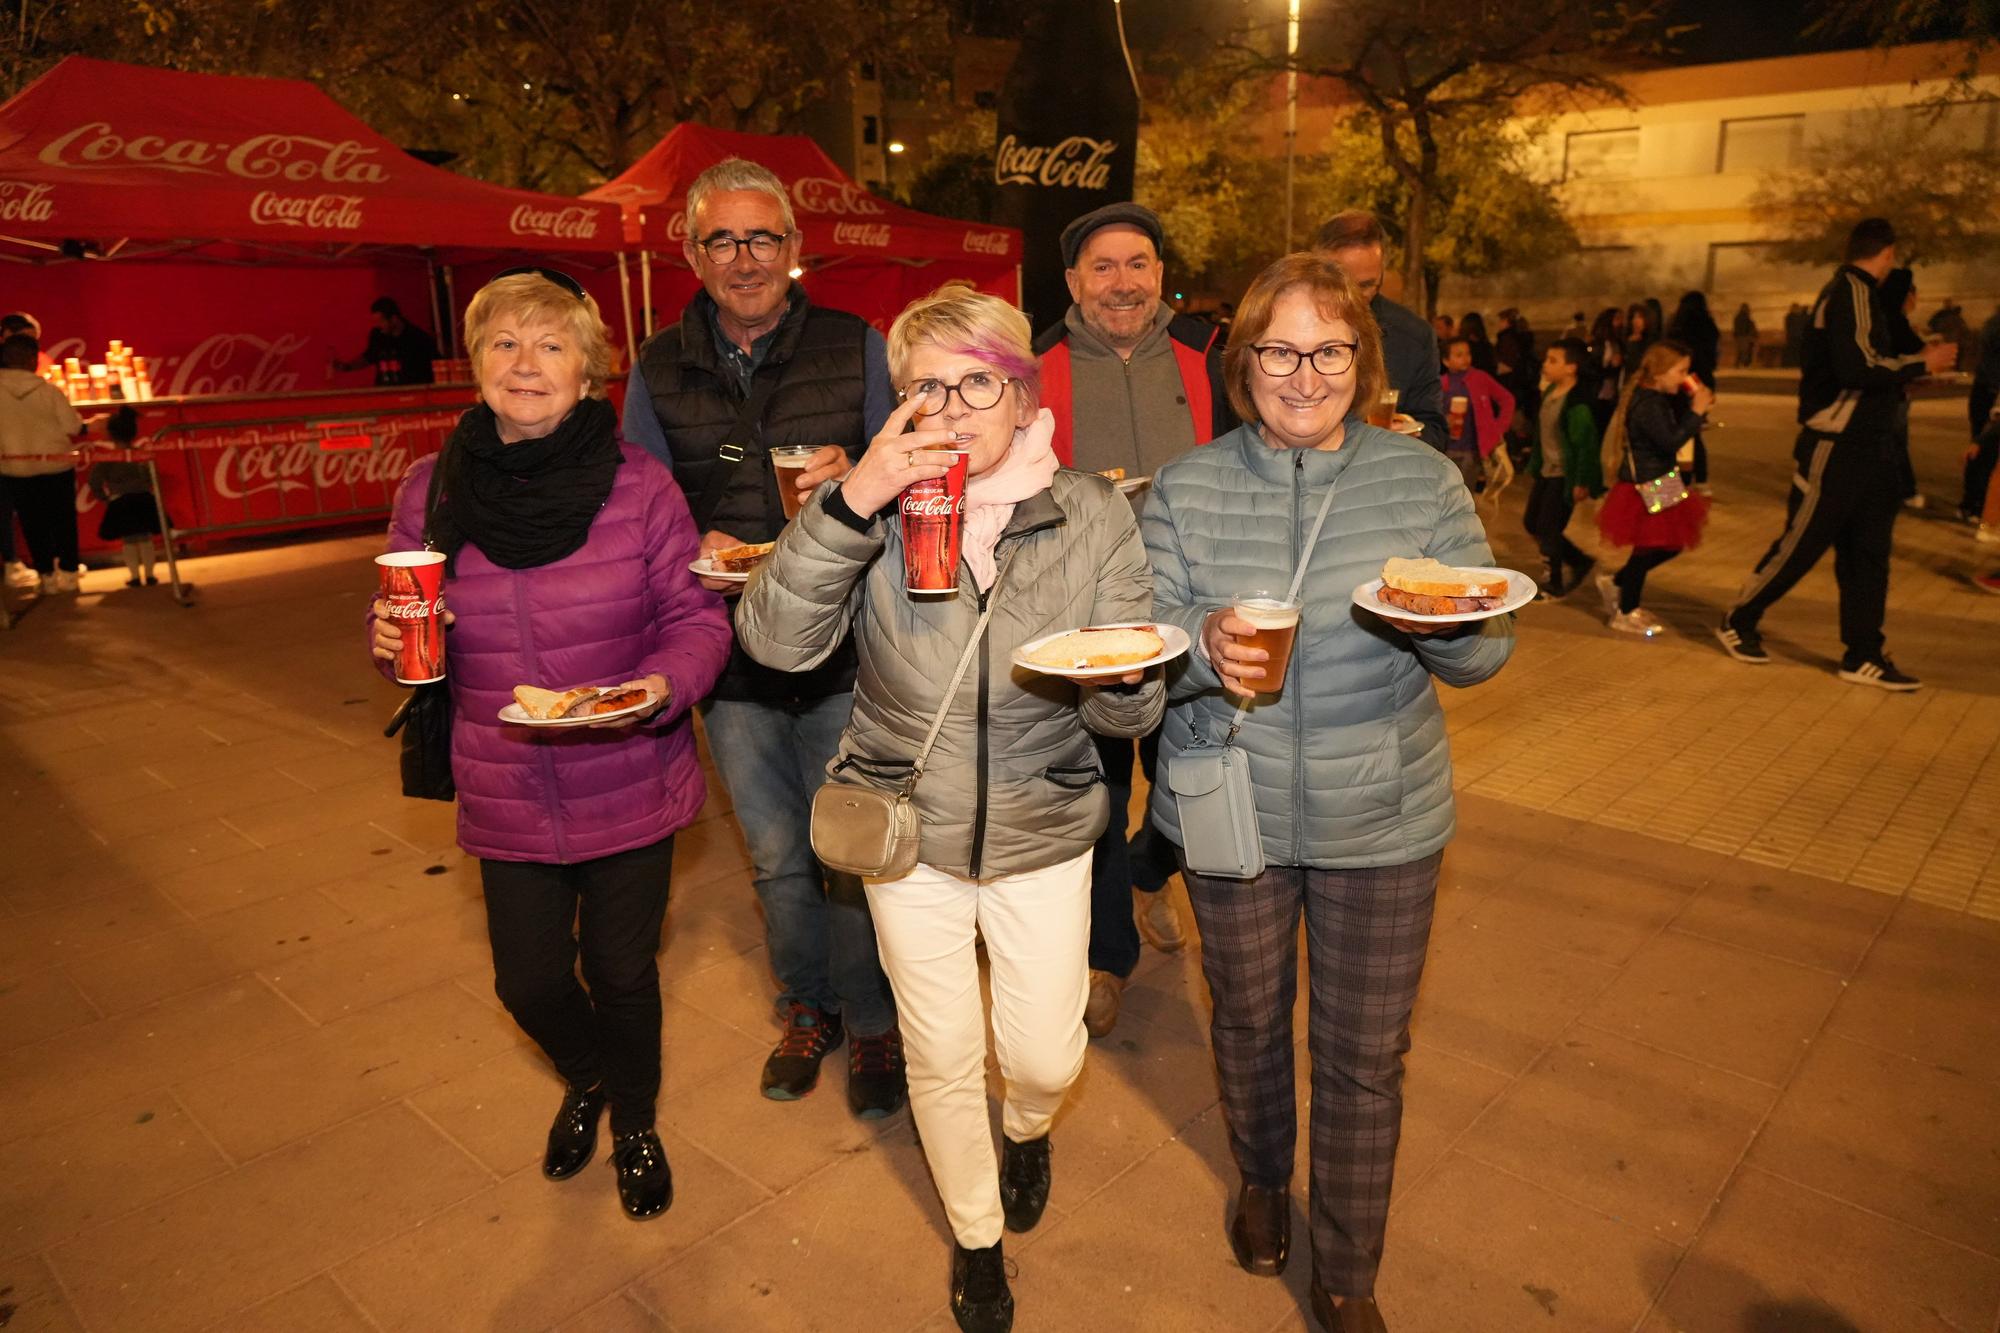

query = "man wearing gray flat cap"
[{"left": 1036, "top": 200, "right": 1235, "bottom": 1039}]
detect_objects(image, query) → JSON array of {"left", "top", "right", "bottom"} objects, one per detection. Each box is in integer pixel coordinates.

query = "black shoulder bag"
[{"left": 383, "top": 457, "right": 456, "bottom": 802}]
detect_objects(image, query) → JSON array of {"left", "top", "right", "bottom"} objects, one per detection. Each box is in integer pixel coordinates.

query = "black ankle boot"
[
  {"left": 541, "top": 1083, "right": 605, "bottom": 1180},
  {"left": 611, "top": 1129, "right": 673, "bottom": 1220},
  {"left": 950, "top": 1240, "right": 1014, "bottom": 1332},
  {"left": 998, "top": 1134, "right": 1051, "bottom": 1233}
]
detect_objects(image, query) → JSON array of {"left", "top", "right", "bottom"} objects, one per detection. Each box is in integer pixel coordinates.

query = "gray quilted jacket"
[
  {"left": 736, "top": 469, "right": 1164, "bottom": 878},
  {"left": 1142, "top": 421, "right": 1513, "bottom": 869}
]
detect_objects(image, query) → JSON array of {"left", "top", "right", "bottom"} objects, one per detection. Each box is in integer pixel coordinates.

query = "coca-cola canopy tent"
[
  {"left": 0, "top": 56, "right": 622, "bottom": 258},
  {"left": 583, "top": 124, "right": 1020, "bottom": 330},
  {"left": 0, "top": 57, "right": 642, "bottom": 399}
]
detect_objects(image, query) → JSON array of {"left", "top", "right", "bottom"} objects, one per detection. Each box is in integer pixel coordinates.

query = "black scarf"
[{"left": 429, "top": 397, "right": 621, "bottom": 573}]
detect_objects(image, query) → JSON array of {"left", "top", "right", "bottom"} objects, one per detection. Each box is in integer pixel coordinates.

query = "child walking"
[
  {"left": 87, "top": 407, "right": 164, "bottom": 587},
  {"left": 1595, "top": 340, "right": 1713, "bottom": 636},
  {"left": 1525, "top": 339, "right": 1603, "bottom": 598}
]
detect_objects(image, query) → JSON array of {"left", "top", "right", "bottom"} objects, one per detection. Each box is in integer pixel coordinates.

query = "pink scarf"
[{"left": 962, "top": 408, "right": 1059, "bottom": 591}]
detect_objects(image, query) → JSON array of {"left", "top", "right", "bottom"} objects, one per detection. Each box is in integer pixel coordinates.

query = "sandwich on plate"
[
  {"left": 1374, "top": 557, "right": 1510, "bottom": 616},
  {"left": 512, "top": 684, "right": 651, "bottom": 720},
  {"left": 1023, "top": 624, "right": 1164, "bottom": 671},
  {"left": 709, "top": 541, "right": 775, "bottom": 574}
]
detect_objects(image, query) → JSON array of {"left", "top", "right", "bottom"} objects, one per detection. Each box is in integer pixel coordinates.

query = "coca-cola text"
[
  {"left": 831, "top": 222, "right": 891, "bottom": 248},
  {"left": 0, "top": 182, "right": 55, "bottom": 223},
  {"left": 962, "top": 230, "right": 1012, "bottom": 256},
  {"left": 992, "top": 135, "right": 1118, "bottom": 190},
  {"left": 901, "top": 450, "right": 969, "bottom": 595},
  {"left": 508, "top": 204, "right": 601, "bottom": 240},
  {"left": 791, "top": 176, "right": 886, "bottom": 216},
  {"left": 249, "top": 191, "right": 364, "bottom": 230},
  {"left": 38, "top": 123, "right": 388, "bottom": 184}
]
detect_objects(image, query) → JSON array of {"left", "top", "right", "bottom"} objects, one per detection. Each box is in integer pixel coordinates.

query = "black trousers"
[
  {"left": 1729, "top": 430, "right": 1900, "bottom": 662},
  {"left": 481, "top": 835, "right": 674, "bottom": 1135},
  {"left": 0, "top": 472, "right": 79, "bottom": 574},
  {"left": 1183, "top": 853, "right": 1441, "bottom": 1298},
  {"left": 1962, "top": 424, "right": 1997, "bottom": 520},
  {"left": 1522, "top": 476, "right": 1588, "bottom": 589},
  {"left": 1087, "top": 729, "right": 1177, "bottom": 978},
  {"left": 1615, "top": 546, "right": 1681, "bottom": 613}
]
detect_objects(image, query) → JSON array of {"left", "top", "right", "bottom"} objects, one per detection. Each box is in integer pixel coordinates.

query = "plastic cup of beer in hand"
[
  {"left": 1447, "top": 394, "right": 1469, "bottom": 437},
  {"left": 771, "top": 445, "right": 820, "bottom": 520},
  {"left": 376, "top": 550, "right": 447, "bottom": 684},
  {"left": 901, "top": 450, "right": 970, "bottom": 595},
  {"left": 1233, "top": 591, "right": 1302, "bottom": 693},
  {"left": 1366, "top": 387, "right": 1399, "bottom": 430}
]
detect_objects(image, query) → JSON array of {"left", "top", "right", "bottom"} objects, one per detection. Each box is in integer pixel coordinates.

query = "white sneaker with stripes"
[{"left": 1837, "top": 656, "right": 1921, "bottom": 692}]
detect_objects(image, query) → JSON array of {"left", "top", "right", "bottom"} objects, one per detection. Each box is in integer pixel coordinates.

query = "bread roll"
[
  {"left": 1381, "top": 556, "right": 1507, "bottom": 599},
  {"left": 1024, "top": 625, "right": 1165, "bottom": 670}
]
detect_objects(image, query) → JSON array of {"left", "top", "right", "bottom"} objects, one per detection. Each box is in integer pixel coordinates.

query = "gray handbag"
[
  {"left": 1168, "top": 477, "right": 1341, "bottom": 881},
  {"left": 809, "top": 590, "right": 1000, "bottom": 880}
]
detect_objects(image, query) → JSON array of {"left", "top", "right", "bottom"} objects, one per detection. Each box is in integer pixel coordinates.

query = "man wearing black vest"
[
  {"left": 623, "top": 158, "right": 904, "bottom": 1120},
  {"left": 1313, "top": 210, "right": 1448, "bottom": 450}
]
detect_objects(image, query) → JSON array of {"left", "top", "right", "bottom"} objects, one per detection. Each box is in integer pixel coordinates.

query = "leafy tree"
[
  {"left": 897, "top": 109, "right": 1002, "bottom": 222},
  {"left": 1133, "top": 72, "right": 1282, "bottom": 289},
  {"left": 1218, "top": 0, "right": 1674, "bottom": 313},
  {"left": 1298, "top": 113, "right": 1577, "bottom": 312},
  {"left": 1748, "top": 101, "right": 2000, "bottom": 264}
]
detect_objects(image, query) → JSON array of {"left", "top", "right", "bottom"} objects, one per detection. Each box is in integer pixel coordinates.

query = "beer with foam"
[
  {"left": 771, "top": 445, "right": 820, "bottom": 520},
  {"left": 1233, "top": 592, "right": 1301, "bottom": 692}
]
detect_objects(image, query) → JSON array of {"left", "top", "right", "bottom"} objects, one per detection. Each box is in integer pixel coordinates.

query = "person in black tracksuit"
[{"left": 1715, "top": 219, "right": 1953, "bottom": 690}]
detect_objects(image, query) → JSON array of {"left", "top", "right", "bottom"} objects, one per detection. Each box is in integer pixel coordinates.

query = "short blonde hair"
[
  {"left": 686, "top": 158, "right": 795, "bottom": 238},
  {"left": 886, "top": 282, "right": 1038, "bottom": 407},
  {"left": 1224, "top": 253, "right": 1385, "bottom": 427},
  {"left": 463, "top": 273, "right": 613, "bottom": 399}
]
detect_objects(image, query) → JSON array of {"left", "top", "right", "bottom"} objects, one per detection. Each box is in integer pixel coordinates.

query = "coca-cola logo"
[
  {"left": 208, "top": 418, "right": 456, "bottom": 501},
  {"left": 791, "top": 176, "right": 885, "bottom": 216},
  {"left": 0, "top": 182, "right": 54, "bottom": 223},
  {"left": 664, "top": 211, "right": 690, "bottom": 243},
  {"left": 962, "top": 230, "right": 1010, "bottom": 256},
  {"left": 159, "top": 332, "right": 308, "bottom": 399},
  {"left": 831, "top": 222, "right": 891, "bottom": 248},
  {"left": 382, "top": 595, "right": 443, "bottom": 620},
  {"left": 900, "top": 493, "right": 963, "bottom": 519},
  {"left": 993, "top": 135, "right": 1118, "bottom": 190},
  {"left": 38, "top": 123, "right": 388, "bottom": 184},
  {"left": 509, "top": 204, "right": 600, "bottom": 240},
  {"left": 249, "top": 191, "right": 363, "bottom": 230}
]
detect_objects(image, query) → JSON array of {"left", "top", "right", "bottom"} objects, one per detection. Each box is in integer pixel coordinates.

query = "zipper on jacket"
[
  {"left": 1290, "top": 451, "right": 1306, "bottom": 867},
  {"left": 515, "top": 575, "right": 569, "bottom": 865},
  {"left": 968, "top": 582, "right": 993, "bottom": 879}
]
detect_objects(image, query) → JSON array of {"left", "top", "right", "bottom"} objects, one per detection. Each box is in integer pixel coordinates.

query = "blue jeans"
[{"left": 698, "top": 693, "right": 895, "bottom": 1037}]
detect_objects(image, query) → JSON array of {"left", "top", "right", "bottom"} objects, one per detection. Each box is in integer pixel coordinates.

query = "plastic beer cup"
[
  {"left": 770, "top": 445, "right": 820, "bottom": 520},
  {"left": 1232, "top": 590, "right": 1302, "bottom": 693},
  {"left": 1366, "top": 387, "right": 1399, "bottom": 430}
]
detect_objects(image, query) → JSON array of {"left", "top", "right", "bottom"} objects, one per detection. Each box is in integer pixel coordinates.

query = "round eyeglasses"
[
  {"left": 695, "top": 231, "right": 791, "bottom": 263},
  {"left": 1250, "top": 343, "right": 1357, "bottom": 376},
  {"left": 897, "top": 372, "right": 1014, "bottom": 414}
]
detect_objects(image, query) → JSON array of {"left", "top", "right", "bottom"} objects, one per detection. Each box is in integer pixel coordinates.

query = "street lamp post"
[{"left": 1283, "top": 0, "right": 1301, "bottom": 251}]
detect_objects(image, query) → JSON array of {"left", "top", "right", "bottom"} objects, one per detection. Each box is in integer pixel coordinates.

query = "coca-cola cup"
[
  {"left": 771, "top": 445, "right": 820, "bottom": 521},
  {"left": 1448, "top": 394, "right": 1469, "bottom": 437},
  {"left": 1232, "top": 590, "right": 1302, "bottom": 694},
  {"left": 376, "top": 550, "right": 448, "bottom": 684},
  {"left": 901, "top": 450, "right": 970, "bottom": 595}
]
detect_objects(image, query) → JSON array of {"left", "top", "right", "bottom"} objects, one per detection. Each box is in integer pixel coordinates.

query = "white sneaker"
[
  {"left": 1608, "top": 608, "right": 1662, "bottom": 637},
  {"left": 3, "top": 561, "right": 34, "bottom": 588}
]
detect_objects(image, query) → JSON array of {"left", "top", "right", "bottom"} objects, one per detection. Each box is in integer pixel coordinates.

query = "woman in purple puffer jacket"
[{"left": 368, "top": 268, "right": 730, "bottom": 1221}]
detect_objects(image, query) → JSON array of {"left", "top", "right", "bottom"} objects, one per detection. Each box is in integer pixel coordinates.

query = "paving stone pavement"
[{"left": 1, "top": 391, "right": 1995, "bottom": 1332}]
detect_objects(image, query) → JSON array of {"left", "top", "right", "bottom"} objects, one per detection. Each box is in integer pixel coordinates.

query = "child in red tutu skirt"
[{"left": 1595, "top": 340, "right": 1714, "bottom": 635}]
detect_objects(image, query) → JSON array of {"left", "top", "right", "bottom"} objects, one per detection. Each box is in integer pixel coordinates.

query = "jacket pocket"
[{"left": 1042, "top": 764, "right": 1103, "bottom": 791}]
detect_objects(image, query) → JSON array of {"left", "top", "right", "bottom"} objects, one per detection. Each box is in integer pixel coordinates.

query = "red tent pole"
[{"left": 640, "top": 250, "right": 655, "bottom": 338}]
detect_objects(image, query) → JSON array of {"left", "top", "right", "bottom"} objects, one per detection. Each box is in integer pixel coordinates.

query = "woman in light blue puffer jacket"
[{"left": 1141, "top": 254, "right": 1512, "bottom": 1333}]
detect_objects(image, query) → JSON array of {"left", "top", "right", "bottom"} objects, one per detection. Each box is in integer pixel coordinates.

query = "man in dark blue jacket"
[
  {"left": 1716, "top": 218, "right": 1954, "bottom": 689},
  {"left": 1313, "top": 210, "right": 1448, "bottom": 450}
]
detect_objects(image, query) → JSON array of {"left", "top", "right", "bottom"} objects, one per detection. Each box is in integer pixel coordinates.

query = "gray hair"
[{"left": 685, "top": 158, "right": 795, "bottom": 237}]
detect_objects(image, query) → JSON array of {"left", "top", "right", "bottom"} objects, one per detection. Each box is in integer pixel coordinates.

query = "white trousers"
[{"left": 864, "top": 850, "right": 1092, "bottom": 1248}]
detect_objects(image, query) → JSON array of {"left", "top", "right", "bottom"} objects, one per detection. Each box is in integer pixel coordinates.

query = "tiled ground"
[{"left": 1, "top": 391, "right": 1995, "bottom": 1332}]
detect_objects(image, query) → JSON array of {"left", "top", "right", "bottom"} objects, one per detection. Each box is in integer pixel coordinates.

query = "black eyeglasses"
[
  {"left": 1250, "top": 343, "right": 1357, "bottom": 376},
  {"left": 897, "top": 372, "right": 1014, "bottom": 414},
  {"left": 492, "top": 265, "right": 587, "bottom": 300},
  {"left": 695, "top": 232, "right": 791, "bottom": 263}
]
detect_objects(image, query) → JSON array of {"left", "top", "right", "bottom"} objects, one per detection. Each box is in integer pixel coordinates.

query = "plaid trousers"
[{"left": 1183, "top": 853, "right": 1441, "bottom": 1298}]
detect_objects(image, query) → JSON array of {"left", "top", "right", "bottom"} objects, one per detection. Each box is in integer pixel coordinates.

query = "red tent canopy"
[
  {"left": 0, "top": 56, "right": 623, "bottom": 257},
  {"left": 585, "top": 124, "right": 1017, "bottom": 265}
]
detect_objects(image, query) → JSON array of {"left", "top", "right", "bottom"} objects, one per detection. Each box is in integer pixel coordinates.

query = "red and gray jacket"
[{"left": 1034, "top": 313, "right": 1235, "bottom": 469}]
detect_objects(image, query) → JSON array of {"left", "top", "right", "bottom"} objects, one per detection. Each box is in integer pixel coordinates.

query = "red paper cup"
[
  {"left": 376, "top": 550, "right": 447, "bottom": 684},
  {"left": 900, "top": 450, "right": 970, "bottom": 595}
]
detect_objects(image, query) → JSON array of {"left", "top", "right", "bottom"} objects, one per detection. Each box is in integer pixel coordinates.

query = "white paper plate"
[
  {"left": 689, "top": 556, "right": 751, "bottom": 583},
  {"left": 1115, "top": 475, "right": 1151, "bottom": 495},
  {"left": 1011, "top": 622, "right": 1191, "bottom": 677},
  {"left": 499, "top": 691, "right": 655, "bottom": 727},
  {"left": 1350, "top": 567, "right": 1536, "bottom": 623}
]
